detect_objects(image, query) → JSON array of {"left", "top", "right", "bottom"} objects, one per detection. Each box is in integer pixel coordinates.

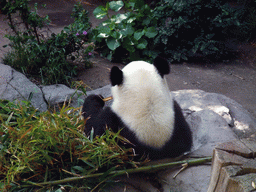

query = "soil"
[{"left": 0, "top": 0, "right": 255, "bottom": 119}]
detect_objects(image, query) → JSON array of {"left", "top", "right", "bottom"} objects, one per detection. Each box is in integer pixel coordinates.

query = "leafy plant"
[
  {"left": 152, "top": 0, "right": 247, "bottom": 62},
  {"left": 92, "top": 0, "right": 159, "bottom": 62},
  {"left": 92, "top": 0, "right": 251, "bottom": 63},
  {"left": 0, "top": 99, "right": 137, "bottom": 191},
  {"left": 3, "top": 1, "right": 93, "bottom": 85}
]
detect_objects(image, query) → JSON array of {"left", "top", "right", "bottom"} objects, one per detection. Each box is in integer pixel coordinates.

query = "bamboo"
[
  {"left": 19, "top": 156, "right": 212, "bottom": 188},
  {"left": 102, "top": 96, "right": 113, "bottom": 102}
]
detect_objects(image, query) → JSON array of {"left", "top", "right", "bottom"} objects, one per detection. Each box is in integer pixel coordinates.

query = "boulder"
[
  {"left": 0, "top": 63, "right": 47, "bottom": 111},
  {"left": 41, "top": 84, "right": 86, "bottom": 108},
  {"left": 0, "top": 63, "right": 87, "bottom": 111}
]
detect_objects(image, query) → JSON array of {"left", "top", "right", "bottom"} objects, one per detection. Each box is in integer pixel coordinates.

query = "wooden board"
[{"left": 207, "top": 138, "right": 256, "bottom": 192}]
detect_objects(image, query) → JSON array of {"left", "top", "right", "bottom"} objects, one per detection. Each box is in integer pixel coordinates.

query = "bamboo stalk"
[
  {"left": 102, "top": 96, "right": 113, "bottom": 102},
  {"left": 19, "top": 156, "right": 212, "bottom": 188}
]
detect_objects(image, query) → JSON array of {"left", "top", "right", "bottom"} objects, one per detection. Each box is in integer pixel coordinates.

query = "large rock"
[
  {"left": 86, "top": 84, "right": 256, "bottom": 192},
  {"left": 0, "top": 64, "right": 87, "bottom": 111},
  {"left": 41, "top": 84, "right": 86, "bottom": 108},
  {"left": 0, "top": 64, "right": 47, "bottom": 111}
]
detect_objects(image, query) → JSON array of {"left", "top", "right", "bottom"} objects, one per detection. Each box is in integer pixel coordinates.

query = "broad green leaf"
[
  {"left": 121, "top": 24, "right": 134, "bottom": 36},
  {"left": 127, "top": 16, "right": 136, "bottom": 23},
  {"left": 97, "top": 27, "right": 111, "bottom": 38},
  {"left": 99, "top": 27, "right": 111, "bottom": 34},
  {"left": 106, "top": 38, "right": 120, "bottom": 50},
  {"left": 142, "top": 17, "right": 151, "bottom": 25},
  {"left": 145, "top": 27, "right": 158, "bottom": 38},
  {"left": 123, "top": 37, "right": 135, "bottom": 52},
  {"left": 93, "top": 6, "right": 107, "bottom": 19},
  {"left": 114, "top": 13, "right": 128, "bottom": 24},
  {"left": 97, "top": 33, "right": 109, "bottom": 38},
  {"left": 137, "top": 39, "right": 148, "bottom": 49},
  {"left": 109, "top": 1, "right": 124, "bottom": 12},
  {"left": 111, "top": 31, "right": 122, "bottom": 39},
  {"left": 134, "top": 30, "right": 145, "bottom": 41}
]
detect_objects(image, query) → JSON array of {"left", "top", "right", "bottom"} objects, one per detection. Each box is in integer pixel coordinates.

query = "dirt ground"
[{"left": 0, "top": 0, "right": 255, "bottom": 119}]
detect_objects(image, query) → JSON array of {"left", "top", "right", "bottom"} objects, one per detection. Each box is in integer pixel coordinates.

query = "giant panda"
[{"left": 82, "top": 56, "right": 192, "bottom": 160}]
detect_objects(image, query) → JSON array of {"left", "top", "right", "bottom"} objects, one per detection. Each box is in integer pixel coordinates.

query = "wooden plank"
[{"left": 207, "top": 138, "right": 256, "bottom": 192}]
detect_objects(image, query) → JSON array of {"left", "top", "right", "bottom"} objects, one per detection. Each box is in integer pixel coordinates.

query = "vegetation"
[
  {"left": 2, "top": 0, "right": 255, "bottom": 83},
  {"left": 2, "top": 1, "right": 93, "bottom": 85},
  {"left": 92, "top": 0, "right": 255, "bottom": 63},
  {"left": 0, "top": 99, "right": 138, "bottom": 191},
  {"left": 92, "top": 0, "right": 158, "bottom": 62}
]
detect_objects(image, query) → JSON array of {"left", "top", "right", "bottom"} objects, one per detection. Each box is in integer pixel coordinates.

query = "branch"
[{"left": 19, "top": 156, "right": 212, "bottom": 188}]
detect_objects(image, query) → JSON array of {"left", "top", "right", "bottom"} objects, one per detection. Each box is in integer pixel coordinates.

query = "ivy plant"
[{"left": 92, "top": 0, "right": 159, "bottom": 63}]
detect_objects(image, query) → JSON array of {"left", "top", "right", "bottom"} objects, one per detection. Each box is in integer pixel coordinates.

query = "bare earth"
[{"left": 0, "top": 0, "right": 255, "bottom": 119}]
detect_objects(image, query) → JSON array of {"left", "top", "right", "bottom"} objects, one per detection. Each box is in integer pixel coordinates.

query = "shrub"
[
  {"left": 153, "top": 0, "right": 247, "bottom": 62},
  {"left": 92, "top": 0, "right": 159, "bottom": 63},
  {"left": 3, "top": 1, "right": 93, "bottom": 85},
  {"left": 92, "top": 0, "right": 250, "bottom": 63}
]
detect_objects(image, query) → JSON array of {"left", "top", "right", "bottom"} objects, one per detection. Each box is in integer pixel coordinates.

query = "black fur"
[
  {"left": 82, "top": 95, "right": 192, "bottom": 160},
  {"left": 153, "top": 56, "right": 170, "bottom": 78},
  {"left": 110, "top": 66, "right": 123, "bottom": 86}
]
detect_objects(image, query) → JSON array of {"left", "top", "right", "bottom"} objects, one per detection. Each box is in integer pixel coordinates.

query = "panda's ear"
[
  {"left": 153, "top": 56, "right": 170, "bottom": 77},
  {"left": 110, "top": 66, "right": 123, "bottom": 86}
]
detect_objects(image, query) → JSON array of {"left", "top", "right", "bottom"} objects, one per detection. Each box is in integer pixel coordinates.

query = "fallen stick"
[{"left": 19, "top": 156, "right": 212, "bottom": 188}]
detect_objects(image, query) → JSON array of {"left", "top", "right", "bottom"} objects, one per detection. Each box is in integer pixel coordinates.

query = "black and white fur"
[{"left": 82, "top": 56, "right": 192, "bottom": 160}]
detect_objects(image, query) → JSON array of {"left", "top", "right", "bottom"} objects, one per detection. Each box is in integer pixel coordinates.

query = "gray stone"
[
  {"left": 0, "top": 63, "right": 47, "bottom": 111},
  {"left": 41, "top": 84, "right": 86, "bottom": 108},
  {"left": 172, "top": 89, "right": 256, "bottom": 139}
]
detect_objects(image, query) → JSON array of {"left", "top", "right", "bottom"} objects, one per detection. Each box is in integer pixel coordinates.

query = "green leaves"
[
  {"left": 93, "top": 6, "right": 107, "bottom": 19},
  {"left": 109, "top": 0, "right": 124, "bottom": 12},
  {"left": 134, "top": 30, "right": 145, "bottom": 41},
  {"left": 145, "top": 27, "right": 158, "bottom": 38},
  {"left": 152, "top": 0, "right": 246, "bottom": 62},
  {"left": 93, "top": 1, "right": 124, "bottom": 19},
  {"left": 137, "top": 39, "right": 148, "bottom": 49},
  {"left": 4, "top": 2, "right": 92, "bottom": 85},
  {"left": 92, "top": 0, "right": 158, "bottom": 62},
  {"left": 106, "top": 38, "right": 120, "bottom": 50}
]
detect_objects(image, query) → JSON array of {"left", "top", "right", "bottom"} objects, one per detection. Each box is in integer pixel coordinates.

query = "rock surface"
[
  {"left": 41, "top": 84, "right": 85, "bottom": 108},
  {"left": 0, "top": 63, "right": 47, "bottom": 111},
  {"left": 0, "top": 63, "right": 85, "bottom": 111}
]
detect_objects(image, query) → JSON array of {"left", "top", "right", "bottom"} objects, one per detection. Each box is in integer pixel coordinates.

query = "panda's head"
[
  {"left": 109, "top": 56, "right": 174, "bottom": 148},
  {"left": 110, "top": 56, "right": 170, "bottom": 100},
  {"left": 110, "top": 56, "right": 170, "bottom": 87}
]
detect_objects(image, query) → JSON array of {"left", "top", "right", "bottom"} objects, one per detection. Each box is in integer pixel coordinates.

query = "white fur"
[{"left": 111, "top": 61, "right": 175, "bottom": 148}]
